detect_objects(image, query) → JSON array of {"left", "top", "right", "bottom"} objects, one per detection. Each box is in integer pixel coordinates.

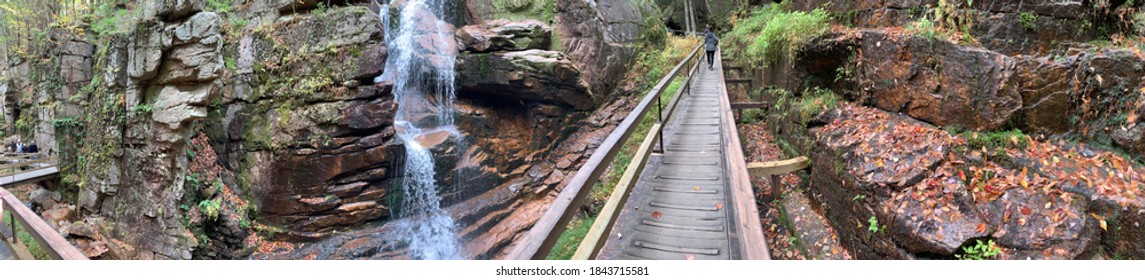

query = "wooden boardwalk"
[{"left": 597, "top": 56, "right": 763, "bottom": 260}]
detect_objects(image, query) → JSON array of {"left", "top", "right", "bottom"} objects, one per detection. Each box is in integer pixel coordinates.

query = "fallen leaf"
[
  {"left": 693, "top": 186, "right": 701, "bottom": 191},
  {"left": 1091, "top": 213, "right": 1108, "bottom": 231},
  {"left": 715, "top": 203, "right": 724, "bottom": 210},
  {"left": 1045, "top": 202, "right": 1052, "bottom": 209},
  {"left": 1021, "top": 206, "right": 1032, "bottom": 216},
  {"left": 976, "top": 223, "right": 987, "bottom": 234},
  {"left": 652, "top": 211, "right": 662, "bottom": 219},
  {"left": 685, "top": 254, "right": 695, "bottom": 260},
  {"left": 1020, "top": 167, "right": 1029, "bottom": 188}
]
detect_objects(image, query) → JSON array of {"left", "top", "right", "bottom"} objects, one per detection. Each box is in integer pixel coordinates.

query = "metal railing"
[{"left": 505, "top": 44, "right": 704, "bottom": 260}]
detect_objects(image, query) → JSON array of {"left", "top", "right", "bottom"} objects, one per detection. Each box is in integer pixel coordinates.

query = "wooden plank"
[
  {"left": 714, "top": 51, "right": 771, "bottom": 260},
  {"left": 572, "top": 123, "right": 663, "bottom": 260},
  {"left": 0, "top": 188, "right": 88, "bottom": 260},
  {"left": 505, "top": 45, "right": 703, "bottom": 260},
  {"left": 747, "top": 156, "right": 810, "bottom": 177}
]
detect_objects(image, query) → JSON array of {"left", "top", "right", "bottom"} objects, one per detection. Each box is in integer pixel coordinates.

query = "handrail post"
[{"left": 655, "top": 93, "right": 664, "bottom": 153}]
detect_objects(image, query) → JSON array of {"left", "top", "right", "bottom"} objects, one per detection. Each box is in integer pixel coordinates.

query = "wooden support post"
[{"left": 770, "top": 174, "right": 781, "bottom": 199}]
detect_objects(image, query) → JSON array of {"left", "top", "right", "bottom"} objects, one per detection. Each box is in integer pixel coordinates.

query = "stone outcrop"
[
  {"left": 456, "top": 50, "right": 595, "bottom": 110},
  {"left": 807, "top": 30, "right": 1022, "bottom": 131},
  {"left": 457, "top": 19, "right": 552, "bottom": 52},
  {"left": 211, "top": 5, "right": 394, "bottom": 238},
  {"left": 806, "top": 104, "right": 1145, "bottom": 259}
]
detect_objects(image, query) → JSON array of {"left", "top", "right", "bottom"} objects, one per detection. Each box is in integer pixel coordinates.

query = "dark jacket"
[{"left": 704, "top": 31, "right": 719, "bottom": 52}]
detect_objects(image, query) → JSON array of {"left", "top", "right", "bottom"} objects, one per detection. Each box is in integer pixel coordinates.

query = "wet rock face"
[
  {"left": 457, "top": 19, "right": 552, "bottom": 52},
  {"left": 215, "top": 6, "right": 396, "bottom": 238},
  {"left": 456, "top": 50, "right": 595, "bottom": 110},
  {"left": 553, "top": 0, "right": 644, "bottom": 101},
  {"left": 826, "top": 30, "right": 1022, "bottom": 131},
  {"left": 809, "top": 104, "right": 1145, "bottom": 259}
]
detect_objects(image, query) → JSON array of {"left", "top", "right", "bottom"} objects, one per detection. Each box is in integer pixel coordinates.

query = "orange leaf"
[
  {"left": 976, "top": 223, "right": 987, "bottom": 234},
  {"left": 1020, "top": 167, "right": 1029, "bottom": 188},
  {"left": 715, "top": 203, "right": 724, "bottom": 210},
  {"left": 1020, "top": 206, "right": 1032, "bottom": 216},
  {"left": 1090, "top": 213, "right": 1108, "bottom": 231},
  {"left": 685, "top": 254, "right": 695, "bottom": 260},
  {"left": 652, "top": 211, "right": 662, "bottom": 219}
]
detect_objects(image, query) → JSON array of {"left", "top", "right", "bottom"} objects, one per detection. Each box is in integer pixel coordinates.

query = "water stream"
[{"left": 375, "top": 0, "right": 461, "bottom": 260}]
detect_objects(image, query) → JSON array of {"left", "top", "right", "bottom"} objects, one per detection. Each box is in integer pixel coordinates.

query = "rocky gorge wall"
[
  {"left": 0, "top": 0, "right": 663, "bottom": 259},
  {"left": 742, "top": 1, "right": 1145, "bottom": 259}
]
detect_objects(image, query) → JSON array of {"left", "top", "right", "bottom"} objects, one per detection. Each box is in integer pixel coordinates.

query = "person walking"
[{"left": 703, "top": 25, "right": 719, "bottom": 70}]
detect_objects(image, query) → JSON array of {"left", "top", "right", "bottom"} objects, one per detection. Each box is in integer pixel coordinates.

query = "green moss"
[
  {"left": 959, "top": 129, "right": 1031, "bottom": 151},
  {"left": 491, "top": 0, "right": 555, "bottom": 23}
]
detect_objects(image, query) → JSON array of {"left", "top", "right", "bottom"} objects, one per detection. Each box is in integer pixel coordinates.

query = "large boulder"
[
  {"left": 809, "top": 103, "right": 1145, "bottom": 259},
  {"left": 456, "top": 19, "right": 552, "bottom": 52},
  {"left": 456, "top": 50, "right": 594, "bottom": 110}
]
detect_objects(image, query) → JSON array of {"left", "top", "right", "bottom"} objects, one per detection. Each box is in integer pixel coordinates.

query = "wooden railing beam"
[{"left": 0, "top": 188, "right": 88, "bottom": 260}]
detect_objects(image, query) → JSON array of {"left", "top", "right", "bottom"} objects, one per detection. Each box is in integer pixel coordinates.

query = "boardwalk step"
[
  {"left": 642, "top": 219, "right": 725, "bottom": 232},
  {"left": 633, "top": 241, "right": 720, "bottom": 255},
  {"left": 650, "top": 201, "right": 719, "bottom": 211},
  {"left": 652, "top": 187, "right": 718, "bottom": 194},
  {"left": 662, "top": 160, "right": 718, "bottom": 165},
  {"left": 654, "top": 175, "right": 719, "bottom": 181}
]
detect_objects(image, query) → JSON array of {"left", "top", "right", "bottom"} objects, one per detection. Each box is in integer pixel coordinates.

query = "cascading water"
[{"left": 376, "top": 0, "right": 462, "bottom": 260}]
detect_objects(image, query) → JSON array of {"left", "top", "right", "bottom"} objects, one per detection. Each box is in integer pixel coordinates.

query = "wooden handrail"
[
  {"left": 0, "top": 188, "right": 88, "bottom": 260},
  {"left": 716, "top": 51, "right": 771, "bottom": 260},
  {"left": 0, "top": 155, "right": 56, "bottom": 178},
  {"left": 505, "top": 44, "right": 704, "bottom": 260},
  {"left": 571, "top": 51, "right": 703, "bottom": 260}
]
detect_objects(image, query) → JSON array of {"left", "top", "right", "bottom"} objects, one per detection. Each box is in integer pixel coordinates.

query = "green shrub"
[
  {"left": 956, "top": 239, "right": 1002, "bottom": 260},
  {"left": 199, "top": 198, "right": 222, "bottom": 221},
  {"left": 741, "top": 108, "right": 766, "bottom": 123},
  {"left": 1019, "top": 12, "right": 1038, "bottom": 31},
  {"left": 908, "top": 17, "right": 939, "bottom": 41},
  {"left": 796, "top": 87, "right": 839, "bottom": 120},
  {"left": 207, "top": 0, "right": 234, "bottom": 13},
  {"left": 743, "top": 7, "right": 831, "bottom": 65}
]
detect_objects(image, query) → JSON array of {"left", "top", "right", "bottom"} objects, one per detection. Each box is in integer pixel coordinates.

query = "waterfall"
[{"left": 376, "top": 0, "right": 461, "bottom": 260}]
